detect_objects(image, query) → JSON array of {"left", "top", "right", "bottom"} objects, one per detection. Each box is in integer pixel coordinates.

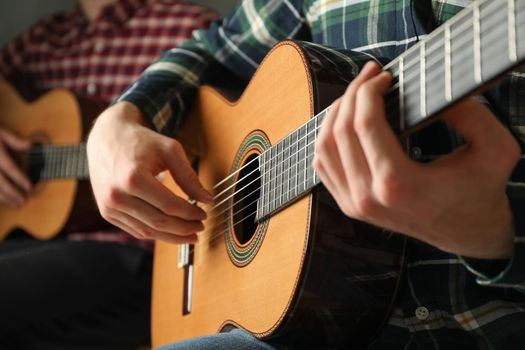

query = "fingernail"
[
  {"left": 201, "top": 189, "right": 213, "bottom": 203},
  {"left": 363, "top": 61, "right": 376, "bottom": 71},
  {"left": 196, "top": 222, "right": 205, "bottom": 232}
]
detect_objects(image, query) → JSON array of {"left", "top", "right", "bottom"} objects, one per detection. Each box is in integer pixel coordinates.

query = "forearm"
[
  {"left": 115, "top": 37, "right": 216, "bottom": 136},
  {"left": 116, "top": 0, "right": 308, "bottom": 136}
]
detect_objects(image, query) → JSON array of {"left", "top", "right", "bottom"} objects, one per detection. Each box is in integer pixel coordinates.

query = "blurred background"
[{"left": 0, "top": 0, "right": 236, "bottom": 47}]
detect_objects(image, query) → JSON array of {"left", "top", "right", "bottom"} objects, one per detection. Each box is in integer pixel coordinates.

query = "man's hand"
[
  {"left": 0, "top": 128, "right": 32, "bottom": 207},
  {"left": 313, "top": 62, "right": 520, "bottom": 259},
  {"left": 87, "top": 102, "right": 212, "bottom": 243}
]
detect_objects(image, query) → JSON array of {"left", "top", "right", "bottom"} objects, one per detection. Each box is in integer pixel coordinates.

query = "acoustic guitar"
[
  {"left": 153, "top": 0, "right": 525, "bottom": 347},
  {"left": 0, "top": 81, "right": 107, "bottom": 240}
]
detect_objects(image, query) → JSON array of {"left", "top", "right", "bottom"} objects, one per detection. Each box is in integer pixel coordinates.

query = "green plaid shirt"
[{"left": 119, "top": 0, "right": 525, "bottom": 348}]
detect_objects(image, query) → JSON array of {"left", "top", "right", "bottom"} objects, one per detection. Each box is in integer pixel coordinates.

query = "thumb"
[
  {"left": 162, "top": 139, "right": 212, "bottom": 203},
  {"left": 440, "top": 98, "right": 507, "bottom": 153},
  {"left": 438, "top": 97, "right": 519, "bottom": 173}
]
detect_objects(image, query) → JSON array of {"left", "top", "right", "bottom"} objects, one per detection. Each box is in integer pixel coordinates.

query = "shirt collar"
[
  {"left": 98, "top": 0, "right": 147, "bottom": 26},
  {"left": 73, "top": 0, "right": 147, "bottom": 28}
]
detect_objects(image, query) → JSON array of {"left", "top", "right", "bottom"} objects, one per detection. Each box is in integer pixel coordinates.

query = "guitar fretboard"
[
  {"left": 256, "top": 0, "right": 525, "bottom": 222},
  {"left": 386, "top": 0, "right": 525, "bottom": 132},
  {"left": 27, "top": 143, "right": 89, "bottom": 182}
]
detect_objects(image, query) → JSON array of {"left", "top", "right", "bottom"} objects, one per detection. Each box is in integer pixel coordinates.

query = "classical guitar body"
[
  {"left": 153, "top": 0, "right": 525, "bottom": 345},
  {"left": 0, "top": 82, "right": 81, "bottom": 240},
  {"left": 0, "top": 81, "right": 108, "bottom": 240},
  {"left": 152, "top": 41, "right": 405, "bottom": 348}
]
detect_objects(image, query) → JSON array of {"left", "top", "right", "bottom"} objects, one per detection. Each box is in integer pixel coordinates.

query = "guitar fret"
[
  {"left": 402, "top": 49, "right": 421, "bottom": 128},
  {"left": 509, "top": 0, "right": 517, "bottom": 62},
  {"left": 46, "top": 147, "right": 54, "bottom": 179},
  {"left": 63, "top": 146, "right": 68, "bottom": 178},
  {"left": 444, "top": 24, "right": 452, "bottom": 102},
  {"left": 74, "top": 147, "right": 79, "bottom": 178},
  {"left": 473, "top": 3, "right": 482, "bottom": 84},
  {"left": 54, "top": 147, "right": 60, "bottom": 179},
  {"left": 67, "top": 147, "right": 73, "bottom": 178},
  {"left": 269, "top": 146, "right": 276, "bottom": 213},
  {"left": 273, "top": 144, "right": 279, "bottom": 212},
  {"left": 398, "top": 56, "right": 406, "bottom": 130},
  {"left": 312, "top": 116, "right": 318, "bottom": 185},
  {"left": 276, "top": 141, "right": 282, "bottom": 208},
  {"left": 515, "top": 0, "right": 525, "bottom": 57},
  {"left": 80, "top": 144, "right": 87, "bottom": 178},
  {"left": 77, "top": 147, "right": 81, "bottom": 178},
  {"left": 259, "top": 150, "right": 267, "bottom": 219},
  {"left": 283, "top": 136, "right": 290, "bottom": 204},
  {"left": 264, "top": 148, "right": 271, "bottom": 215},
  {"left": 305, "top": 119, "right": 315, "bottom": 190},
  {"left": 60, "top": 147, "right": 66, "bottom": 178},
  {"left": 83, "top": 144, "right": 89, "bottom": 178},
  {"left": 65, "top": 147, "right": 69, "bottom": 178},
  {"left": 59, "top": 147, "right": 65, "bottom": 179},
  {"left": 260, "top": 150, "right": 266, "bottom": 217},
  {"left": 303, "top": 122, "right": 308, "bottom": 192},
  {"left": 291, "top": 130, "right": 298, "bottom": 199},
  {"left": 420, "top": 42, "right": 426, "bottom": 118},
  {"left": 64, "top": 147, "right": 69, "bottom": 178},
  {"left": 297, "top": 127, "right": 304, "bottom": 196}
]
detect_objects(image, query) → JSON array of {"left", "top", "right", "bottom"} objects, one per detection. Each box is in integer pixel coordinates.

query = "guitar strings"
[
  {"left": 202, "top": 134, "right": 321, "bottom": 234},
  {"left": 16, "top": 144, "right": 87, "bottom": 180},
  {"left": 188, "top": 0, "right": 524, "bottom": 251},
  {"left": 198, "top": 137, "right": 319, "bottom": 248},
  {"left": 384, "top": 0, "right": 520, "bottom": 106},
  {"left": 200, "top": 22, "right": 522, "bottom": 237},
  {"left": 8, "top": 0, "right": 518, "bottom": 250},
  {"left": 385, "top": 5, "right": 521, "bottom": 105},
  {"left": 208, "top": 0, "right": 519, "bottom": 212},
  {"left": 205, "top": 23, "right": 518, "bottom": 228},
  {"left": 39, "top": 145, "right": 85, "bottom": 179}
]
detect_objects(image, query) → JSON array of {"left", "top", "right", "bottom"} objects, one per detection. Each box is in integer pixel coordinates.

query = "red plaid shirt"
[
  {"left": 0, "top": 0, "right": 218, "bottom": 103},
  {"left": 0, "top": 0, "right": 217, "bottom": 245}
]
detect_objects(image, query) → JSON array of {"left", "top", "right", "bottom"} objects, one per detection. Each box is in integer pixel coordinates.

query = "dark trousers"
[{"left": 0, "top": 239, "right": 152, "bottom": 350}]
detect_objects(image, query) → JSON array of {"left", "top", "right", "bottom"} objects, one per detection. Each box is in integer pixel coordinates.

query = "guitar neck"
[
  {"left": 17, "top": 143, "right": 89, "bottom": 182},
  {"left": 256, "top": 0, "right": 525, "bottom": 221},
  {"left": 386, "top": 0, "right": 525, "bottom": 132}
]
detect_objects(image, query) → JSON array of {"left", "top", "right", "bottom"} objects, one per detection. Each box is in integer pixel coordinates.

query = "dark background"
[{"left": 0, "top": 0, "right": 237, "bottom": 47}]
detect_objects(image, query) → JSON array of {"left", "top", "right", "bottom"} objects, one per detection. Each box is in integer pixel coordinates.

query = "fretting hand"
[{"left": 313, "top": 62, "right": 520, "bottom": 259}]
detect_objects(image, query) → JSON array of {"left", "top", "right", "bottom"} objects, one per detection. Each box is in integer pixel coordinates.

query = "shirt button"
[
  {"left": 87, "top": 83, "right": 97, "bottom": 95},
  {"left": 415, "top": 306, "right": 429, "bottom": 320},
  {"left": 94, "top": 42, "right": 104, "bottom": 53}
]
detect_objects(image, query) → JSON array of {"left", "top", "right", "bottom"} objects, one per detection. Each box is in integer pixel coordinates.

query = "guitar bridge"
[{"left": 178, "top": 243, "right": 194, "bottom": 315}]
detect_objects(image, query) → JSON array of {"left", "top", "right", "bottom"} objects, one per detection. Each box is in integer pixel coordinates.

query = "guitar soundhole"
[
  {"left": 231, "top": 153, "right": 260, "bottom": 245},
  {"left": 12, "top": 143, "right": 43, "bottom": 184},
  {"left": 27, "top": 144, "right": 44, "bottom": 184}
]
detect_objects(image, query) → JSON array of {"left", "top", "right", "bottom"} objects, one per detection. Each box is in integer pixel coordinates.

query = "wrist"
[
  {"left": 462, "top": 207, "right": 515, "bottom": 260},
  {"left": 105, "top": 101, "right": 148, "bottom": 126}
]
